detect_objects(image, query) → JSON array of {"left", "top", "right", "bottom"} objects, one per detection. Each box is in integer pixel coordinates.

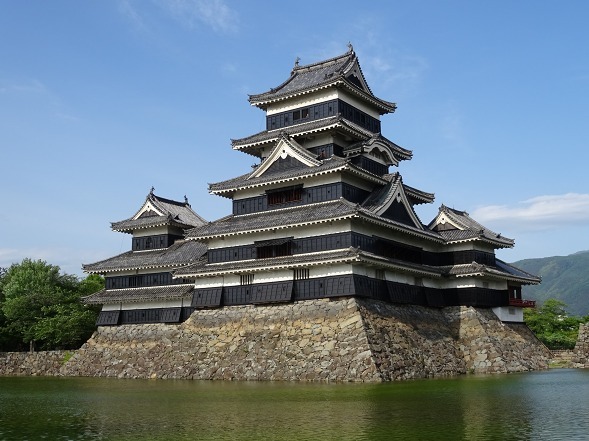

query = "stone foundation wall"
[
  {"left": 1, "top": 299, "right": 551, "bottom": 381},
  {"left": 0, "top": 350, "right": 72, "bottom": 376},
  {"left": 572, "top": 323, "right": 589, "bottom": 367}
]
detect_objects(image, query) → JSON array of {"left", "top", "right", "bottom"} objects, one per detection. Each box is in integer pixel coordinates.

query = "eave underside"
[
  {"left": 83, "top": 241, "right": 207, "bottom": 274},
  {"left": 83, "top": 284, "right": 194, "bottom": 305}
]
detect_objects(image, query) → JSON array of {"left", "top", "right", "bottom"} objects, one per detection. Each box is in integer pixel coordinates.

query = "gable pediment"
[
  {"left": 134, "top": 200, "right": 165, "bottom": 220},
  {"left": 429, "top": 211, "right": 463, "bottom": 232},
  {"left": 379, "top": 186, "right": 424, "bottom": 229},
  {"left": 248, "top": 136, "right": 321, "bottom": 180},
  {"left": 363, "top": 175, "right": 424, "bottom": 230},
  {"left": 365, "top": 141, "right": 399, "bottom": 167},
  {"left": 344, "top": 60, "right": 371, "bottom": 94}
]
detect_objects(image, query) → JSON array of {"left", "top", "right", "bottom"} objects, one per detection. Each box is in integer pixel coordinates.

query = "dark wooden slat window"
[
  {"left": 96, "top": 310, "right": 120, "bottom": 326},
  {"left": 132, "top": 234, "right": 181, "bottom": 251},
  {"left": 267, "top": 187, "right": 302, "bottom": 206},
  {"left": 105, "top": 272, "right": 192, "bottom": 289},
  {"left": 233, "top": 182, "right": 367, "bottom": 215},
  {"left": 256, "top": 242, "right": 292, "bottom": 259},
  {"left": 266, "top": 99, "right": 380, "bottom": 133}
]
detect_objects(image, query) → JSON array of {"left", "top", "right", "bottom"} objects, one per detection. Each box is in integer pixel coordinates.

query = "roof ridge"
[{"left": 291, "top": 48, "right": 354, "bottom": 74}]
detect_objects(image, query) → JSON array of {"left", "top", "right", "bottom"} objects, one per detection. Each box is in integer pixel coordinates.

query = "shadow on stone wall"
[{"left": 1, "top": 298, "right": 555, "bottom": 381}]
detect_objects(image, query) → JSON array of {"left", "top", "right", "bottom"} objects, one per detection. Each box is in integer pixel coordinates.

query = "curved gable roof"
[
  {"left": 428, "top": 205, "right": 514, "bottom": 248},
  {"left": 248, "top": 46, "right": 396, "bottom": 114},
  {"left": 111, "top": 190, "right": 207, "bottom": 233}
]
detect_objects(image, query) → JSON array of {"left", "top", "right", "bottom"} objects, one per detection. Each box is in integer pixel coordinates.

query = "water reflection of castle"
[{"left": 83, "top": 46, "right": 539, "bottom": 327}]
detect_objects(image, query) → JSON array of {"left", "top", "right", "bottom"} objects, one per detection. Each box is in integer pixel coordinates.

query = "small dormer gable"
[
  {"left": 429, "top": 205, "right": 515, "bottom": 248},
  {"left": 429, "top": 206, "right": 464, "bottom": 232},
  {"left": 344, "top": 57, "right": 372, "bottom": 95},
  {"left": 248, "top": 135, "right": 321, "bottom": 180},
  {"left": 362, "top": 174, "right": 425, "bottom": 230},
  {"left": 111, "top": 189, "right": 206, "bottom": 234},
  {"left": 134, "top": 198, "right": 166, "bottom": 220}
]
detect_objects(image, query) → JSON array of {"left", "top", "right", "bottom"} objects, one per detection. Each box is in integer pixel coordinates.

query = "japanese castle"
[{"left": 84, "top": 46, "right": 539, "bottom": 326}]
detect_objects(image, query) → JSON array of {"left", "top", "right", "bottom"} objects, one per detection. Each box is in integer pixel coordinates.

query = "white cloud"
[
  {"left": 118, "top": 0, "right": 148, "bottom": 32},
  {"left": 118, "top": 0, "right": 238, "bottom": 36},
  {"left": 0, "top": 78, "right": 48, "bottom": 96},
  {"left": 155, "top": 0, "right": 239, "bottom": 33},
  {"left": 471, "top": 193, "right": 589, "bottom": 230}
]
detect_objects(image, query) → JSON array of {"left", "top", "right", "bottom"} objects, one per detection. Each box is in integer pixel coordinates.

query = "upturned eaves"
[
  {"left": 112, "top": 191, "right": 206, "bottom": 233},
  {"left": 185, "top": 199, "right": 442, "bottom": 242},
  {"left": 175, "top": 247, "right": 442, "bottom": 278},
  {"left": 443, "top": 259, "right": 541, "bottom": 284},
  {"left": 343, "top": 135, "right": 413, "bottom": 162},
  {"left": 82, "top": 284, "right": 195, "bottom": 305},
  {"left": 433, "top": 205, "right": 514, "bottom": 248},
  {"left": 209, "top": 156, "right": 385, "bottom": 197},
  {"left": 231, "top": 115, "right": 379, "bottom": 155},
  {"left": 248, "top": 48, "right": 396, "bottom": 114},
  {"left": 82, "top": 240, "right": 207, "bottom": 274}
]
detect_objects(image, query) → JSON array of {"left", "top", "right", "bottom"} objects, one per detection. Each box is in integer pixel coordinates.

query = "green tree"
[
  {"left": 0, "top": 259, "right": 102, "bottom": 351},
  {"left": 524, "top": 298, "right": 584, "bottom": 349},
  {"left": 0, "top": 266, "right": 18, "bottom": 350}
]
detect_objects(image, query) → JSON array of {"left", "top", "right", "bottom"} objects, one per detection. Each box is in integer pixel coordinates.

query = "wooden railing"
[{"left": 508, "top": 298, "right": 536, "bottom": 308}]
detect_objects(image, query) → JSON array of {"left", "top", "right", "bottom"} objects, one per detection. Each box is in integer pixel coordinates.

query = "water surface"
[{"left": 1, "top": 369, "right": 587, "bottom": 440}]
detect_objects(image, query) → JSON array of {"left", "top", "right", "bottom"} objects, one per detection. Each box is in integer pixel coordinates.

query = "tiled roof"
[
  {"left": 111, "top": 215, "right": 191, "bottom": 232},
  {"left": 231, "top": 115, "right": 376, "bottom": 152},
  {"left": 432, "top": 205, "right": 514, "bottom": 248},
  {"left": 175, "top": 247, "right": 442, "bottom": 278},
  {"left": 186, "top": 199, "right": 358, "bottom": 239},
  {"left": 209, "top": 155, "right": 385, "bottom": 196},
  {"left": 186, "top": 199, "right": 442, "bottom": 242},
  {"left": 248, "top": 47, "right": 396, "bottom": 113},
  {"left": 112, "top": 191, "right": 206, "bottom": 233},
  {"left": 82, "top": 240, "right": 207, "bottom": 273},
  {"left": 175, "top": 248, "right": 362, "bottom": 276},
  {"left": 83, "top": 284, "right": 194, "bottom": 305},
  {"left": 495, "top": 259, "right": 541, "bottom": 283},
  {"left": 342, "top": 134, "right": 413, "bottom": 162},
  {"left": 403, "top": 182, "right": 435, "bottom": 205},
  {"left": 443, "top": 260, "right": 540, "bottom": 284},
  {"left": 361, "top": 173, "right": 404, "bottom": 212}
]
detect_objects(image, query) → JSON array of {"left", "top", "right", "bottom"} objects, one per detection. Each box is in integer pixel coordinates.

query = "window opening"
[
  {"left": 240, "top": 274, "right": 254, "bottom": 285},
  {"left": 267, "top": 187, "right": 302, "bottom": 206},
  {"left": 294, "top": 268, "right": 310, "bottom": 280}
]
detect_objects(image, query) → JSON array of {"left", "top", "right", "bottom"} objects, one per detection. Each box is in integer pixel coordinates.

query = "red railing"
[{"left": 508, "top": 298, "right": 536, "bottom": 308}]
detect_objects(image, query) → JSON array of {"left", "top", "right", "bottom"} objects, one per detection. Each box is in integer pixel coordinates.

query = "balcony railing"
[{"left": 508, "top": 298, "right": 536, "bottom": 308}]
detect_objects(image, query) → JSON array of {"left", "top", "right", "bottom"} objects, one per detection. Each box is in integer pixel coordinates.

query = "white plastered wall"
[{"left": 264, "top": 89, "right": 380, "bottom": 120}]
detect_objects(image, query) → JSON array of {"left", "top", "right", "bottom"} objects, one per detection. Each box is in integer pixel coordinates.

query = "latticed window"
[
  {"left": 240, "top": 274, "right": 254, "bottom": 285},
  {"left": 267, "top": 187, "right": 302, "bottom": 205},
  {"left": 257, "top": 242, "right": 291, "bottom": 259},
  {"left": 294, "top": 268, "right": 309, "bottom": 280},
  {"left": 255, "top": 237, "right": 293, "bottom": 259}
]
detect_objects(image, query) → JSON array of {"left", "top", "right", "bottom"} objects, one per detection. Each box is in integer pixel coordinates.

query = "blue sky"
[{"left": 1, "top": 1, "right": 588, "bottom": 276}]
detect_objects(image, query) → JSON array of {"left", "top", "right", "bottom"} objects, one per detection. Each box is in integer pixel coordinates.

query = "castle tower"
[
  {"left": 83, "top": 189, "right": 207, "bottom": 325},
  {"left": 174, "top": 46, "right": 539, "bottom": 321}
]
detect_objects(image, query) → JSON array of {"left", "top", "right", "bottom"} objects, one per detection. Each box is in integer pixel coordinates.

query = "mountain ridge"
[{"left": 512, "top": 250, "right": 589, "bottom": 316}]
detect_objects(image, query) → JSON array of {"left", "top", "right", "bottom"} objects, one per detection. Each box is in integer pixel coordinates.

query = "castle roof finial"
[
  {"left": 294, "top": 56, "right": 300, "bottom": 67},
  {"left": 347, "top": 42, "right": 354, "bottom": 53}
]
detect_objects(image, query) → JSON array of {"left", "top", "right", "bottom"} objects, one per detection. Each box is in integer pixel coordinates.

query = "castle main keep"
[{"left": 79, "top": 46, "right": 548, "bottom": 381}]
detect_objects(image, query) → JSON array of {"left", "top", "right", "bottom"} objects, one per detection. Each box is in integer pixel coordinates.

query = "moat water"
[{"left": 1, "top": 369, "right": 587, "bottom": 440}]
